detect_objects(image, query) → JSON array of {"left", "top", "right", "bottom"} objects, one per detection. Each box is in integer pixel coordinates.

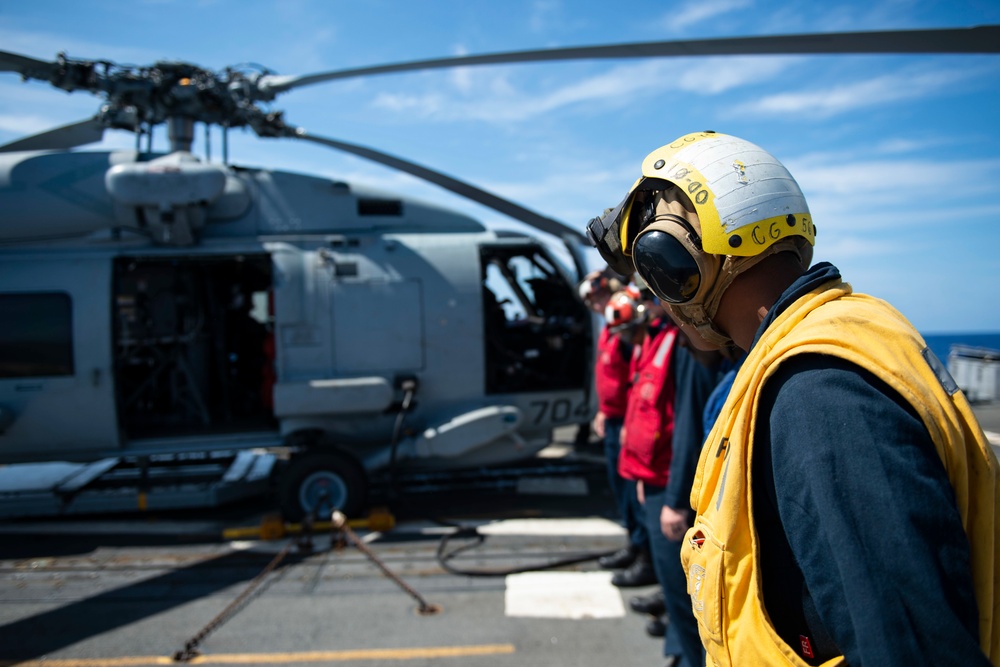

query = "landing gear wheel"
[{"left": 278, "top": 450, "right": 367, "bottom": 521}]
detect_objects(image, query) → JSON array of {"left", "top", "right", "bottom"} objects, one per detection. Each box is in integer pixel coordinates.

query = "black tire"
[{"left": 278, "top": 450, "right": 368, "bottom": 521}]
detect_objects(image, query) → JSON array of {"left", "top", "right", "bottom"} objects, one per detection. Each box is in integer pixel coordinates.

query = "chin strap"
[{"left": 669, "top": 237, "right": 813, "bottom": 348}]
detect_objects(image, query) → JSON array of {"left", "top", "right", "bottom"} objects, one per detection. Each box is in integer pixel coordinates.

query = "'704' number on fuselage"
[{"left": 529, "top": 398, "right": 590, "bottom": 425}]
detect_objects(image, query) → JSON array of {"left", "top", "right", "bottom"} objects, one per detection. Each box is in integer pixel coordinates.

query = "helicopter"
[{"left": 1, "top": 24, "right": 998, "bottom": 520}]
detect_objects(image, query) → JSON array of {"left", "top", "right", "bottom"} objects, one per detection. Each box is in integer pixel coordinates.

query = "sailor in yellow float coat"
[
  {"left": 684, "top": 280, "right": 1000, "bottom": 666},
  {"left": 586, "top": 131, "right": 1000, "bottom": 666}
]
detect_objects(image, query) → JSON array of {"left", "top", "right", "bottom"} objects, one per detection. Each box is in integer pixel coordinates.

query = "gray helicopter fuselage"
[{"left": 0, "top": 149, "right": 595, "bottom": 475}]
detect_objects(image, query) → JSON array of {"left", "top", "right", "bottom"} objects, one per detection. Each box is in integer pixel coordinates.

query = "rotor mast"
[{"left": 167, "top": 116, "right": 196, "bottom": 154}]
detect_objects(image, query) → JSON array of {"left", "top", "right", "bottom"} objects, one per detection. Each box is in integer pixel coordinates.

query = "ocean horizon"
[{"left": 922, "top": 332, "right": 1000, "bottom": 364}]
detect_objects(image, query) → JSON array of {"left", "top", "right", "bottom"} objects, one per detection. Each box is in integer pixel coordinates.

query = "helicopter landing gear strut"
[{"left": 278, "top": 449, "right": 367, "bottom": 521}]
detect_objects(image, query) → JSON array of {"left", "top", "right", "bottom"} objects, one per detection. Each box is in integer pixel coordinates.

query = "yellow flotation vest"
[{"left": 681, "top": 278, "right": 1000, "bottom": 667}]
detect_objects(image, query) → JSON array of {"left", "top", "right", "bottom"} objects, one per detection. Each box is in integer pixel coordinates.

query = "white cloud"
[
  {"left": 449, "top": 45, "right": 474, "bottom": 93},
  {"left": 529, "top": 0, "right": 563, "bottom": 34},
  {"left": 735, "top": 63, "right": 995, "bottom": 118},
  {"left": 664, "top": 0, "right": 754, "bottom": 31},
  {"left": 793, "top": 155, "right": 1000, "bottom": 237},
  {"left": 371, "top": 56, "right": 797, "bottom": 123},
  {"left": 873, "top": 138, "right": 926, "bottom": 154},
  {"left": 792, "top": 156, "right": 1000, "bottom": 198},
  {"left": 673, "top": 56, "right": 795, "bottom": 94}
]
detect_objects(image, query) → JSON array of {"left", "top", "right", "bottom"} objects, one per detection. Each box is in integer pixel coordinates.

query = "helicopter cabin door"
[
  {"left": 0, "top": 257, "right": 119, "bottom": 461},
  {"left": 111, "top": 255, "right": 276, "bottom": 441}
]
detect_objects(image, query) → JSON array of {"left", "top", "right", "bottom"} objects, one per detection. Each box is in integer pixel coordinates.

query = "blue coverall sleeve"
[
  {"left": 761, "top": 356, "right": 988, "bottom": 666},
  {"left": 663, "top": 348, "right": 716, "bottom": 509}
]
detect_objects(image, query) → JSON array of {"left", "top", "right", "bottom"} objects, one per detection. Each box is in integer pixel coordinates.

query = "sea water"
[{"left": 922, "top": 332, "right": 1000, "bottom": 364}]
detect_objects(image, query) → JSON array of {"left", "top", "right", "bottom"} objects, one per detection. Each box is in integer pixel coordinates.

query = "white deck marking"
[
  {"left": 477, "top": 517, "right": 625, "bottom": 536},
  {"left": 505, "top": 571, "right": 626, "bottom": 619},
  {"left": 386, "top": 516, "right": 626, "bottom": 537},
  {"left": 536, "top": 443, "right": 574, "bottom": 458}
]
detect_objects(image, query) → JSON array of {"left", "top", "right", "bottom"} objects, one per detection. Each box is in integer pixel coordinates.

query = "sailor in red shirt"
[
  {"left": 593, "top": 283, "right": 656, "bottom": 588},
  {"left": 618, "top": 296, "right": 677, "bottom": 489},
  {"left": 580, "top": 273, "right": 652, "bottom": 585}
]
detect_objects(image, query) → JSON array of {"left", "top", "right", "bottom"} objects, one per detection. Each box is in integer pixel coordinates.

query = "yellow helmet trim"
[{"left": 617, "top": 176, "right": 643, "bottom": 258}]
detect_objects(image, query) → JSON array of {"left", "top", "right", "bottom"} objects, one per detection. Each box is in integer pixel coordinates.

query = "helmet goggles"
[
  {"left": 586, "top": 177, "right": 670, "bottom": 278},
  {"left": 589, "top": 182, "right": 719, "bottom": 306}
]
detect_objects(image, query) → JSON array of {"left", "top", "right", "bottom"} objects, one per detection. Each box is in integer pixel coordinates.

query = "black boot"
[
  {"left": 598, "top": 545, "right": 637, "bottom": 570},
  {"left": 645, "top": 614, "right": 668, "bottom": 638},
  {"left": 629, "top": 589, "right": 666, "bottom": 616},
  {"left": 611, "top": 549, "right": 658, "bottom": 587}
]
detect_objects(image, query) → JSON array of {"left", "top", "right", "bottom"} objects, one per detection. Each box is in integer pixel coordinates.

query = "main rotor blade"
[
  {"left": 259, "top": 25, "right": 1000, "bottom": 95},
  {"left": 287, "top": 127, "right": 586, "bottom": 242},
  {"left": 0, "top": 117, "right": 105, "bottom": 153},
  {"left": 0, "top": 49, "right": 59, "bottom": 79}
]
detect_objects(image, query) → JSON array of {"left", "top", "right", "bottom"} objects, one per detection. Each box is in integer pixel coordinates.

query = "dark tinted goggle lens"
[{"left": 633, "top": 230, "right": 701, "bottom": 304}]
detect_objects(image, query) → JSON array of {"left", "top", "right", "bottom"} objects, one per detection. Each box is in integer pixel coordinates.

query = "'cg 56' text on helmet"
[{"left": 587, "top": 131, "right": 815, "bottom": 346}]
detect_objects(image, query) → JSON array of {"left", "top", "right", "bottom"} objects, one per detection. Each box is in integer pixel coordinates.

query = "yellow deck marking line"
[
  {"left": 0, "top": 644, "right": 516, "bottom": 666},
  {"left": 0, "top": 660, "right": 175, "bottom": 667}
]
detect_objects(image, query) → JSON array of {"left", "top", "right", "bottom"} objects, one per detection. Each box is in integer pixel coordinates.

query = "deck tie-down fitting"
[
  {"left": 330, "top": 509, "right": 441, "bottom": 616},
  {"left": 174, "top": 503, "right": 437, "bottom": 662}
]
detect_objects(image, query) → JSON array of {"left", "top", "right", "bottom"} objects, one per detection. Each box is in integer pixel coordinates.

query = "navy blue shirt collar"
[{"left": 750, "top": 261, "right": 842, "bottom": 352}]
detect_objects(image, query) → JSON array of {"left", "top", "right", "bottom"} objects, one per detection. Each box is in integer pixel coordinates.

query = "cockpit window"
[{"left": 480, "top": 243, "right": 589, "bottom": 394}]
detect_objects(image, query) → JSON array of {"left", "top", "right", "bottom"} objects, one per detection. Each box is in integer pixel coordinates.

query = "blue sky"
[{"left": 1, "top": 0, "right": 999, "bottom": 333}]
